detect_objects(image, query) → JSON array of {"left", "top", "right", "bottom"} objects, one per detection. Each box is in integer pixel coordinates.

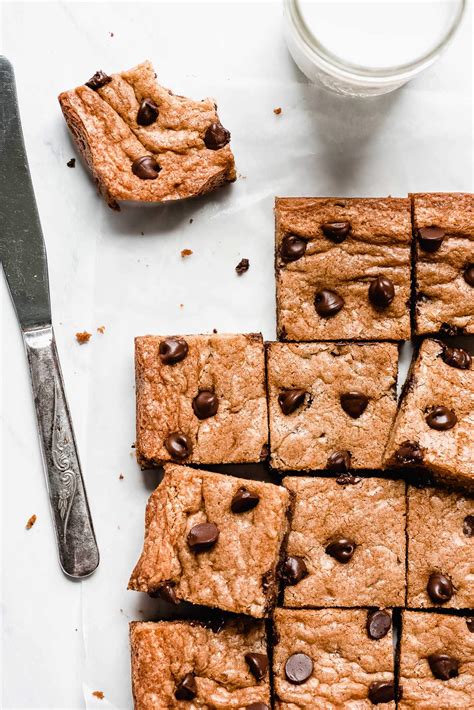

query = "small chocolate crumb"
[
  {"left": 236, "top": 258, "right": 250, "bottom": 275},
  {"left": 273, "top": 107, "right": 282, "bottom": 115},
  {"left": 26, "top": 514, "right": 37, "bottom": 530},
  {"left": 75, "top": 331, "right": 91, "bottom": 344},
  {"left": 119, "top": 474, "right": 124, "bottom": 480},
  {"left": 181, "top": 249, "right": 193, "bottom": 258},
  {"left": 92, "top": 691, "right": 104, "bottom": 700},
  {"left": 189, "top": 218, "right": 193, "bottom": 223},
  {"left": 67, "top": 158, "right": 76, "bottom": 168}
]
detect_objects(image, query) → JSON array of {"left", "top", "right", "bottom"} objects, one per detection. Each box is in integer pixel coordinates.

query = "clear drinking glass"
[{"left": 283, "top": 0, "right": 466, "bottom": 97}]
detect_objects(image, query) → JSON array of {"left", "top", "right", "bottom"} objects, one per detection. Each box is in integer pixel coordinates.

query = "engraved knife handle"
[{"left": 23, "top": 325, "right": 99, "bottom": 578}]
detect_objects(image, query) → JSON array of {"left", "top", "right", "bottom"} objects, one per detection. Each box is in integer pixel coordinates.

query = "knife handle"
[{"left": 23, "top": 325, "right": 99, "bottom": 578}]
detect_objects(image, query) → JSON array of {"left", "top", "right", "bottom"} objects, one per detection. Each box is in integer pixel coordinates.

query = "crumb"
[
  {"left": 140, "top": 231, "right": 144, "bottom": 236},
  {"left": 235, "top": 258, "right": 250, "bottom": 275},
  {"left": 67, "top": 158, "right": 76, "bottom": 168},
  {"left": 75, "top": 331, "right": 91, "bottom": 344},
  {"left": 181, "top": 248, "right": 193, "bottom": 258},
  {"left": 179, "top": 303, "right": 184, "bottom": 309},
  {"left": 131, "top": 443, "right": 136, "bottom": 449},
  {"left": 92, "top": 691, "right": 104, "bottom": 700},
  {"left": 273, "top": 107, "right": 282, "bottom": 115},
  {"left": 26, "top": 514, "right": 37, "bottom": 530},
  {"left": 189, "top": 218, "right": 193, "bottom": 224},
  {"left": 75, "top": 628, "right": 78, "bottom": 631},
  {"left": 109, "top": 31, "right": 114, "bottom": 37},
  {"left": 119, "top": 473, "right": 124, "bottom": 480},
  {"left": 97, "top": 325, "right": 106, "bottom": 334},
  {"left": 213, "top": 328, "right": 218, "bottom": 334},
  {"left": 120, "top": 608, "right": 123, "bottom": 613}
]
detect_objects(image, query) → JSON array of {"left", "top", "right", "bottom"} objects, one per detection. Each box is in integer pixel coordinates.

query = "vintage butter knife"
[{"left": 0, "top": 57, "right": 99, "bottom": 578}]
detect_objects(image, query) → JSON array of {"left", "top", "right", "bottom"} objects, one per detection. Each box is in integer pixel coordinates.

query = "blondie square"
[
  {"left": 275, "top": 197, "right": 411, "bottom": 341},
  {"left": 407, "top": 485, "right": 474, "bottom": 609},
  {"left": 273, "top": 608, "right": 396, "bottom": 708},
  {"left": 128, "top": 464, "right": 290, "bottom": 617},
  {"left": 412, "top": 193, "right": 474, "bottom": 336},
  {"left": 59, "top": 61, "right": 235, "bottom": 209},
  {"left": 383, "top": 339, "right": 474, "bottom": 490},
  {"left": 399, "top": 611, "right": 474, "bottom": 709},
  {"left": 281, "top": 477, "right": 406, "bottom": 607},
  {"left": 135, "top": 333, "right": 268, "bottom": 467},
  {"left": 130, "top": 619, "right": 271, "bottom": 710},
  {"left": 267, "top": 341, "right": 398, "bottom": 471}
]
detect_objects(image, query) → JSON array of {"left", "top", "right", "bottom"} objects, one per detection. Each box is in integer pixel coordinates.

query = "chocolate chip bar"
[
  {"left": 130, "top": 619, "right": 271, "bottom": 709},
  {"left": 275, "top": 197, "right": 411, "bottom": 341},
  {"left": 273, "top": 608, "right": 396, "bottom": 708},
  {"left": 59, "top": 61, "right": 236, "bottom": 209},
  {"left": 412, "top": 193, "right": 474, "bottom": 336},
  {"left": 135, "top": 333, "right": 268, "bottom": 467},
  {"left": 399, "top": 611, "right": 474, "bottom": 709},
  {"left": 266, "top": 341, "right": 398, "bottom": 471},
  {"left": 128, "top": 464, "right": 290, "bottom": 617},
  {"left": 407, "top": 485, "right": 474, "bottom": 609},
  {"left": 383, "top": 339, "right": 474, "bottom": 490},
  {"left": 282, "top": 477, "right": 406, "bottom": 607}
]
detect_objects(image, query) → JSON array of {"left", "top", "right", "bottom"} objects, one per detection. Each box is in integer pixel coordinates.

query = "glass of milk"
[{"left": 284, "top": 0, "right": 466, "bottom": 96}]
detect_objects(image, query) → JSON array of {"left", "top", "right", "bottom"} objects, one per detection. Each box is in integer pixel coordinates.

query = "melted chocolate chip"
[
  {"left": 246, "top": 704, "right": 269, "bottom": 710},
  {"left": 463, "top": 515, "right": 474, "bottom": 537},
  {"left": 321, "top": 221, "right": 351, "bottom": 243},
  {"left": 327, "top": 450, "right": 351, "bottom": 473},
  {"left": 245, "top": 653, "right": 268, "bottom": 681},
  {"left": 463, "top": 263, "right": 474, "bottom": 286},
  {"left": 164, "top": 432, "right": 192, "bottom": 460},
  {"left": 231, "top": 487, "right": 260, "bottom": 513},
  {"left": 278, "top": 389, "right": 306, "bottom": 415},
  {"left": 204, "top": 122, "right": 230, "bottom": 150},
  {"left": 368, "top": 276, "right": 395, "bottom": 308},
  {"left": 440, "top": 322, "right": 465, "bottom": 337},
  {"left": 236, "top": 258, "right": 250, "bottom": 274},
  {"left": 315, "top": 289, "right": 345, "bottom": 317},
  {"left": 417, "top": 226, "right": 445, "bottom": 252},
  {"left": 340, "top": 392, "right": 369, "bottom": 418},
  {"left": 192, "top": 391, "right": 218, "bottom": 419},
  {"left": 137, "top": 98, "right": 159, "bottom": 126},
  {"left": 280, "top": 234, "right": 307, "bottom": 262},
  {"left": 425, "top": 406, "right": 457, "bottom": 431},
  {"left": 132, "top": 155, "right": 161, "bottom": 179},
  {"left": 336, "top": 473, "right": 361, "bottom": 485},
  {"left": 466, "top": 618, "right": 474, "bottom": 632},
  {"left": 442, "top": 346, "right": 472, "bottom": 370},
  {"left": 368, "top": 681, "right": 395, "bottom": 704},
  {"left": 154, "top": 582, "right": 178, "bottom": 605},
  {"left": 174, "top": 673, "right": 197, "bottom": 700},
  {"left": 282, "top": 556, "right": 308, "bottom": 585},
  {"left": 325, "top": 538, "right": 356, "bottom": 563},
  {"left": 366, "top": 610, "right": 391, "bottom": 640},
  {"left": 85, "top": 70, "right": 112, "bottom": 90},
  {"left": 159, "top": 337, "right": 188, "bottom": 364},
  {"left": 427, "top": 572, "right": 453, "bottom": 603},
  {"left": 427, "top": 654, "right": 459, "bottom": 681},
  {"left": 284, "top": 653, "right": 313, "bottom": 684},
  {"left": 187, "top": 522, "right": 219, "bottom": 552},
  {"left": 395, "top": 440, "right": 424, "bottom": 465}
]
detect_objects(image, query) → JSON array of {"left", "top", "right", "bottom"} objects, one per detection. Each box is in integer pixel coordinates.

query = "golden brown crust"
[{"left": 58, "top": 61, "right": 236, "bottom": 208}]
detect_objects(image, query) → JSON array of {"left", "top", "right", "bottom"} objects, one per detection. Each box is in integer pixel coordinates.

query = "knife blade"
[{"left": 0, "top": 56, "right": 99, "bottom": 578}]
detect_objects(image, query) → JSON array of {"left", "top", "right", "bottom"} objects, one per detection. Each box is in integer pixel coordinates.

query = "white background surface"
[{"left": 1, "top": 1, "right": 472, "bottom": 708}]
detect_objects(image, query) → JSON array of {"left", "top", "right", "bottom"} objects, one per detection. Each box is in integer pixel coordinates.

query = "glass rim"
[{"left": 285, "top": 0, "right": 466, "bottom": 82}]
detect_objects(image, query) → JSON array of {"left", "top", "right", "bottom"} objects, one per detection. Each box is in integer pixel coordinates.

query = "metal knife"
[{"left": 0, "top": 57, "right": 99, "bottom": 578}]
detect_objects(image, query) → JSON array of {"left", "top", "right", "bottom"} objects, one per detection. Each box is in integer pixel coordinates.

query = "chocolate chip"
[
  {"left": 231, "top": 487, "right": 260, "bottom": 513},
  {"left": 368, "top": 276, "right": 395, "bottom": 308},
  {"left": 236, "top": 258, "right": 250, "bottom": 274},
  {"left": 417, "top": 226, "right": 445, "bottom": 252},
  {"left": 321, "top": 221, "right": 351, "bottom": 243},
  {"left": 336, "top": 473, "right": 361, "bottom": 485},
  {"left": 340, "top": 392, "right": 369, "bottom": 418},
  {"left": 466, "top": 618, "right": 474, "bottom": 632},
  {"left": 174, "top": 673, "right": 197, "bottom": 700},
  {"left": 325, "top": 538, "right": 356, "bottom": 563},
  {"left": 246, "top": 704, "right": 269, "bottom": 710},
  {"left": 442, "top": 346, "right": 471, "bottom": 370},
  {"left": 154, "top": 582, "right": 178, "bottom": 605},
  {"left": 463, "top": 515, "right": 474, "bottom": 537},
  {"left": 204, "top": 122, "right": 230, "bottom": 150},
  {"left": 85, "top": 70, "right": 112, "bottom": 90},
  {"left": 137, "top": 98, "right": 159, "bottom": 126},
  {"left": 395, "top": 440, "right": 424, "bottom": 465},
  {"left": 425, "top": 406, "right": 457, "bottom": 431},
  {"left": 427, "top": 572, "right": 453, "bottom": 603},
  {"left": 368, "top": 681, "right": 395, "bottom": 704},
  {"left": 282, "top": 556, "right": 308, "bottom": 586},
  {"left": 366, "top": 610, "right": 391, "bottom": 640},
  {"left": 187, "top": 522, "right": 219, "bottom": 552},
  {"left": 132, "top": 155, "right": 161, "bottom": 179},
  {"left": 278, "top": 389, "right": 306, "bottom": 415},
  {"left": 315, "top": 289, "right": 345, "bottom": 317},
  {"left": 463, "top": 263, "right": 474, "bottom": 286},
  {"left": 427, "top": 654, "right": 459, "bottom": 681},
  {"left": 159, "top": 337, "right": 188, "bottom": 365},
  {"left": 327, "top": 450, "right": 351, "bottom": 473},
  {"left": 192, "top": 391, "right": 218, "bottom": 419},
  {"left": 280, "top": 234, "right": 307, "bottom": 262},
  {"left": 284, "top": 653, "right": 313, "bottom": 684},
  {"left": 440, "top": 322, "right": 465, "bottom": 337},
  {"left": 165, "top": 432, "right": 192, "bottom": 460},
  {"left": 245, "top": 653, "right": 268, "bottom": 681}
]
